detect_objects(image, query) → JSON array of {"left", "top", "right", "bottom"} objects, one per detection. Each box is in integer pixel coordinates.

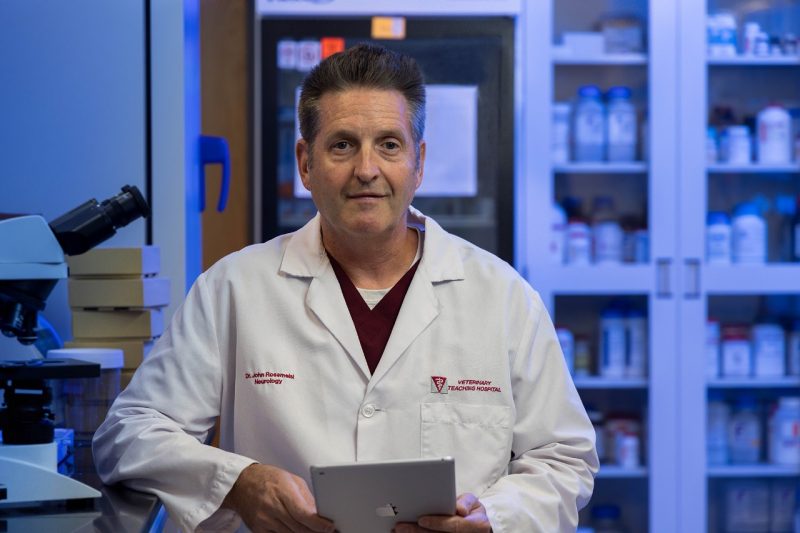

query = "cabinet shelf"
[
  {"left": 707, "top": 55, "right": 800, "bottom": 67},
  {"left": 707, "top": 465, "right": 800, "bottom": 478},
  {"left": 703, "top": 264, "right": 800, "bottom": 293},
  {"left": 552, "top": 51, "right": 648, "bottom": 65},
  {"left": 574, "top": 377, "right": 648, "bottom": 389},
  {"left": 553, "top": 162, "right": 648, "bottom": 174},
  {"left": 531, "top": 265, "right": 652, "bottom": 294},
  {"left": 597, "top": 465, "right": 648, "bottom": 478},
  {"left": 707, "top": 163, "right": 800, "bottom": 174},
  {"left": 708, "top": 377, "right": 800, "bottom": 389}
]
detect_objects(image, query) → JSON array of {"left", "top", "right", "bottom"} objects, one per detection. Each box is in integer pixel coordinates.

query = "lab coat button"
[{"left": 361, "top": 404, "right": 376, "bottom": 418}]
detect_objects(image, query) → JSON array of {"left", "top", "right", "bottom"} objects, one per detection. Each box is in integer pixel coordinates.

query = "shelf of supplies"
[
  {"left": 707, "top": 163, "right": 800, "bottom": 174},
  {"left": 552, "top": 52, "right": 648, "bottom": 65},
  {"left": 707, "top": 377, "right": 800, "bottom": 389},
  {"left": 553, "top": 162, "right": 648, "bottom": 174},
  {"left": 574, "top": 377, "right": 649, "bottom": 389},
  {"left": 531, "top": 265, "right": 652, "bottom": 294},
  {"left": 707, "top": 55, "right": 800, "bottom": 66},
  {"left": 707, "top": 465, "right": 800, "bottom": 478},
  {"left": 703, "top": 264, "right": 800, "bottom": 294},
  {"left": 597, "top": 465, "right": 648, "bottom": 478},
  {"left": 432, "top": 214, "right": 496, "bottom": 228}
]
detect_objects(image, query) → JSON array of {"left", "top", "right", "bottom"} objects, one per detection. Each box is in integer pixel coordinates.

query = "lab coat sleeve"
[
  {"left": 92, "top": 273, "right": 256, "bottom": 532},
  {"left": 480, "top": 290, "right": 599, "bottom": 532}
]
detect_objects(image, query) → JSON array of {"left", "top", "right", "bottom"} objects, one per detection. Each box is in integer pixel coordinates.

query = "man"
[{"left": 93, "top": 43, "right": 597, "bottom": 532}]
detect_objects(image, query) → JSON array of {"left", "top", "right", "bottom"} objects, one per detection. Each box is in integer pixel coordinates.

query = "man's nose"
[{"left": 354, "top": 147, "right": 379, "bottom": 182}]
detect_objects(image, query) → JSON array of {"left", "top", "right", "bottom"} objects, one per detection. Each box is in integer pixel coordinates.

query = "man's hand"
[
  {"left": 222, "top": 463, "right": 335, "bottom": 533},
  {"left": 393, "top": 493, "right": 492, "bottom": 533}
]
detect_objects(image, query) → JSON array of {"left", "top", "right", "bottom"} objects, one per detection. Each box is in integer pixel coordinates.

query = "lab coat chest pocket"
[{"left": 420, "top": 402, "right": 513, "bottom": 496}]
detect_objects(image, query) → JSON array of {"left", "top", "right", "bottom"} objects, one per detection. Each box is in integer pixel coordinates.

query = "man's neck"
[{"left": 322, "top": 225, "right": 418, "bottom": 290}]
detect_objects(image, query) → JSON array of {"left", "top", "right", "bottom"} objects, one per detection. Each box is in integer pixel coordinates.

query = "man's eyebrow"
[{"left": 323, "top": 128, "right": 408, "bottom": 142}]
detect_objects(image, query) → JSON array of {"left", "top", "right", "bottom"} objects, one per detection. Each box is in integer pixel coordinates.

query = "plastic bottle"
[
  {"left": 606, "top": 87, "right": 637, "bottom": 162},
  {"left": 728, "top": 396, "right": 761, "bottom": 464},
  {"left": 550, "top": 202, "right": 567, "bottom": 264},
  {"left": 732, "top": 202, "right": 767, "bottom": 263},
  {"left": 591, "top": 505, "right": 628, "bottom": 533},
  {"left": 566, "top": 217, "right": 592, "bottom": 265},
  {"left": 706, "top": 211, "right": 732, "bottom": 264},
  {"left": 788, "top": 320, "right": 800, "bottom": 377},
  {"left": 574, "top": 336, "right": 592, "bottom": 377},
  {"left": 743, "top": 22, "right": 761, "bottom": 55},
  {"left": 775, "top": 195, "right": 797, "bottom": 262},
  {"left": 573, "top": 85, "right": 606, "bottom": 162},
  {"left": 725, "top": 481, "right": 770, "bottom": 532},
  {"left": 707, "top": 319, "right": 722, "bottom": 378},
  {"left": 600, "top": 305, "right": 627, "bottom": 378},
  {"left": 625, "top": 308, "right": 647, "bottom": 378},
  {"left": 770, "top": 397, "right": 800, "bottom": 466},
  {"left": 751, "top": 322, "right": 786, "bottom": 377},
  {"left": 556, "top": 326, "right": 575, "bottom": 375},
  {"left": 707, "top": 393, "right": 730, "bottom": 465},
  {"left": 727, "top": 125, "right": 752, "bottom": 164},
  {"left": 757, "top": 104, "right": 792, "bottom": 164},
  {"left": 552, "top": 102, "right": 571, "bottom": 163},
  {"left": 722, "top": 324, "right": 752, "bottom": 377},
  {"left": 592, "top": 196, "right": 624, "bottom": 264},
  {"left": 769, "top": 480, "right": 796, "bottom": 533},
  {"left": 707, "top": 127, "right": 719, "bottom": 164}
]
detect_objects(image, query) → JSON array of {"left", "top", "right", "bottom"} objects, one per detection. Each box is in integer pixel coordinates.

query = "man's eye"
[
  {"left": 383, "top": 141, "right": 400, "bottom": 151},
  {"left": 333, "top": 141, "right": 350, "bottom": 150}
]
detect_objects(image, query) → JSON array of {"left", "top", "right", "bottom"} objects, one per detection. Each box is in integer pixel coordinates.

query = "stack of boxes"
[{"left": 65, "top": 246, "right": 169, "bottom": 388}]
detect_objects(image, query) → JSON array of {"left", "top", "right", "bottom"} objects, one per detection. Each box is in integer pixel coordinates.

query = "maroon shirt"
[{"left": 328, "top": 254, "right": 420, "bottom": 374}]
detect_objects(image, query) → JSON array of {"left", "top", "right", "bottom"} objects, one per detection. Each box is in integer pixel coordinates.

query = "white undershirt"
[{"left": 356, "top": 228, "right": 423, "bottom": 310}]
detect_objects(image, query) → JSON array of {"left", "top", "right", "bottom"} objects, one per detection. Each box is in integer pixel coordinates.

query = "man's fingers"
[
  {"left": 456, "top": 493, "right": 480, "bottom": 517},
  {"left": 281, "top": 487, "right": 335, "bottom": 532}
]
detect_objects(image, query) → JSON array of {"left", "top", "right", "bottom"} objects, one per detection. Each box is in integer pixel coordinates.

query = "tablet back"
[{"left": 311, "top": 457, "right": 456, "bottom": 533}]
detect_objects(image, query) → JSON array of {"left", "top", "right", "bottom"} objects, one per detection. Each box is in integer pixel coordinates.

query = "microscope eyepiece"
[{"left": 48, "top": 185, "right": 150, "bottom": 256}]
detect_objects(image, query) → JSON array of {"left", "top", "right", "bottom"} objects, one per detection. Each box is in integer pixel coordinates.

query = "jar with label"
[
  {"left": 556, "top": 325, "right": 575, "bottom": 375},
  {"left": 600, "top": 306, "right": 627, "bottom": 378},
  {"left": 757, "top": 104, "right": 792, "bottom": 164},
  {"left": 707, "top": 319, "right": 722, "bottom": 378},
  {"left": 788, "top": 320, "right": 800, "bottom": 376},
  {"left": 725, "top": 481, "right": 770, "bottom": 533},
  {"left": 707, "top": 394, "right": 730, "bottom": 465},
  {"left": 606, "top": 86, "right": 637, "bottom": 162},
  {"left": 706, "top": 211, "right": 732, "bottom": 264},
  {"left": 573, "top": 85, "right": 606, "bottom": 162},
  {"left": 625, "top": 309, "right": 647, "bottom": 378},
  {"left": 593, "top": 196, "right": 623, "bottom": 264},
  {"left": 770, "top": 397, "right": 800, "bottom": 466},
  {"left": 752, "top": 322, "right": 786, "bottom": 377},
  {"left": 552, "top": 102, "right": 571, "bottom": 163},
  {"left": 566, "top": 217, "right": 592, "bottom": 265},
  {"left": 550, "top": 202, "right": 567, "bottom": 264},
  {"left": 722, "top": 324, "right": 752, "bottom": 377},
  {"left": 615, "top": 432, "right": 640, "bottom": 469},
  {"left": 727, "top": 125, "right": 752, "bottom": 164},
  {"left": 605, "top": 415, "right": 641, "bottom": 465},
  {"left": 574, "top": 336, "right": 592, "bottom": 377},
  {"left": 732, "top": 202, "right": 767, "bottom": 264},
  {"left": 728, "top": 396, "right": 761, "bottom": 464}
]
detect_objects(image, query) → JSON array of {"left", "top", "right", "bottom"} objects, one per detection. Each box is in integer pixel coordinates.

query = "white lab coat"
[{"left": 93, "top": 208, "right": 598, "bottom": 532}]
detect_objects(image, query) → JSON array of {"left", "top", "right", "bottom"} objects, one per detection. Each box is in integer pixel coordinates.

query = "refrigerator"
[{"left": 255, "top": 1, "right": 518, "bottom": 263}]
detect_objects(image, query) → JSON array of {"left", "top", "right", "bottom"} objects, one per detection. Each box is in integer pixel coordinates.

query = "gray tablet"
[{"left": 310, "top": 457, "right": 456, "bottom": 533}]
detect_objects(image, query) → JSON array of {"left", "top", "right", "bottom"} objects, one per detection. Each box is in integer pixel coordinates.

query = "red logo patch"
[{"left": 431, "top": 376, "right": 448, "bottom": 394}]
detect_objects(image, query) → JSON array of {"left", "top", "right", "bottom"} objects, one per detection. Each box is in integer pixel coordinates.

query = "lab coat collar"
[
  {"left": 279, "top": 206, "right": 465, "bottom": 283},
  {"left": 280, "top": 207, "right": 464, "bottom": 383}
]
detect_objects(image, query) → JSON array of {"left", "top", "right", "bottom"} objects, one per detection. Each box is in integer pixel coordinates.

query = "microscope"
[{"left": 0, "top": 185, "right": 149, "bottom": 506}]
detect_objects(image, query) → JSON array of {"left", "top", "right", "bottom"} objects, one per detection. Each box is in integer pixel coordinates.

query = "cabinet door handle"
[
  {"left": 684, "top": 258, "right": 701, "bottom": 299},
  {"left": 656, "top": 258, "right": 672, "bottom": 299}
]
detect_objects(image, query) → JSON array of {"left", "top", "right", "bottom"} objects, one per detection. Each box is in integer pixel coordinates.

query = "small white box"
[{"left": 562, "top": 32, "right": 605, "bottom": 57}]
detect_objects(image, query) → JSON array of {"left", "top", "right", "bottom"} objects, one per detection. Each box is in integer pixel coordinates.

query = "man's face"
[{"left": 296, "top": 88, "right": 425, "bottom": 241}]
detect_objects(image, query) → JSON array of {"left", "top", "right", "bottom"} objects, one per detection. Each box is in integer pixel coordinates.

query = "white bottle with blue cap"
[
  {"left": 732, "top": 202, "right": 767, "bottom": 263},
  {"left": 573, "top": 85, "right": 606, "bottom": 162}
]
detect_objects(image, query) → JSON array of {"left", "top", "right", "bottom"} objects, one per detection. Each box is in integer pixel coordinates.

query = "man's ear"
[
  {"left": 296, "top": 139, "right": 312, "bottom": 191},
  {"left": 415, "top": 140, "right": 426, "bottom": 190}
]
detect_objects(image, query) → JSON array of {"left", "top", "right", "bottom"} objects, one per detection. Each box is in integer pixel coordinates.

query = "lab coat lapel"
[
  {"left": 368, "top": 267, "right": 439, "bottom": 390},
  {"left": 306, "top": 267, "right": 371, "bottom": 379},
  {"left": 281, "top": 214, "right": 371, "bottom": 379}
]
